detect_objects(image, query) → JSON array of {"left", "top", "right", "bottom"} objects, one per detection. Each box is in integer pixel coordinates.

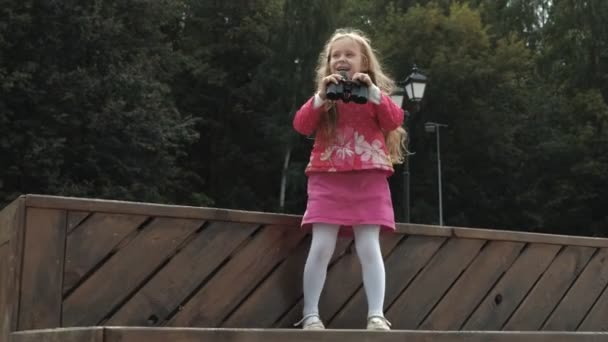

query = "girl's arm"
[
  {"left": 370, "top": 86, "right": 405, "bottom": 131},
  {"left": 293, "top": 94, "right": 325, "bottom": 135}
]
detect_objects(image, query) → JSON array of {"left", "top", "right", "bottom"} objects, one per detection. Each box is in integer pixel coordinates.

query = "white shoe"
[
  {"left": 294, "top": 314, "right": 325, "bottom": 330},
  {"left": 367, "top": 316, "right": 391, "bottom": 331}
]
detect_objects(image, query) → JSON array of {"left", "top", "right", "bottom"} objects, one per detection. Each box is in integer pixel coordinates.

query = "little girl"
[{"left": 293, "top": 28, "right": 406, "bottom": 331}]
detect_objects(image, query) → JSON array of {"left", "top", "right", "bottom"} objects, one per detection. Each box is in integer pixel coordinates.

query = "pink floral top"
[{"left": 293, "top": 92, "right": 405, "bottom": 175}]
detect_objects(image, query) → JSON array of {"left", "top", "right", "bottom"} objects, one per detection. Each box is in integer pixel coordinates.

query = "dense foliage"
[{"left": 1, "top": 0, "right": 606, "bottom": 236}]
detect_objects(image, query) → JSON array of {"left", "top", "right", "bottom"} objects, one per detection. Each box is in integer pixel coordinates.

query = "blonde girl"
[{"left": 293, "top": 28, "right": 405, "bottom": 331}]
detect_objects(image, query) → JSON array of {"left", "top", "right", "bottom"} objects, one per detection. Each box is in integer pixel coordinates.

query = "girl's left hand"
[{"left": 352, "top": 72, "right": 374, "bottom": 87}]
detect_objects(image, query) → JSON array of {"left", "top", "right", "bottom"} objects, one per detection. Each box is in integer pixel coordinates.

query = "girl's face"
[{"left": 329, "top": 37, "right": 367, "bottom": 78}]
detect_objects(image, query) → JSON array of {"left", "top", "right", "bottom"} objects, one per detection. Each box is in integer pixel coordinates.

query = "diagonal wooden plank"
[
  {"left": 263, "top": 236, "right": 354, "bottom": 328},
  {"left": 578, "top": 271, "right": 608, "bottom": 331},
  {"left": 544, "top": 248, "right": 608, "bottom": 331},
  {"left": 63, "top": 213, "right": 149, "bottom": 295},
  {"left": 221, "top": 236, "right": 310, "bottom": 328},
  {"left": 167, "top": 224, "right": 305, "bottom": 327},
  {"left": 67, "top": 211, "right": 91, "bottom": 234},
  {"left": 385, "top": 237, "right": 486, "bottom": 330},
  {"left": 107, "top": 221, "right": 259, "bottom": 326},
  {"left": 62, "top": 217, "right": 203, "bottom": 326},
  {"left": 462, "top": 243, "right": 562, "bottom": 330},
  {"left": 419, "top": 241, "right": 525, "bottom": 330},
  {"left": 329, "top": 235, "right": 446, "bottom": 329},
  {"left": 504, "top": 246, "right": 595, "bottom": 330},
  {"left": 18, "top": 208, "right": 67, "bottom": 330}
]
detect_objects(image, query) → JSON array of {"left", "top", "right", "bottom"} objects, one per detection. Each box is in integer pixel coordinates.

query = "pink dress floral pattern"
[{"left": 293, "top": 93, "right": 404, "bottom": 175}]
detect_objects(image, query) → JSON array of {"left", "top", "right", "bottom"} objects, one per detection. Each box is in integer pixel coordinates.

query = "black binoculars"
[{"left": 326, "top": 71, "right": 369, "bottom": 104}]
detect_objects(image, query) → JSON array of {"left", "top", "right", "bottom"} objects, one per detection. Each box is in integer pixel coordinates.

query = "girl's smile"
[{"left": 329, "top": 38, "right": 366, "bottom": 78}]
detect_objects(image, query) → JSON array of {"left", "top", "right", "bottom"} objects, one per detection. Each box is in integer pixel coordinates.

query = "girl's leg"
[
  {"left": 353, "top": 224, "right": 386, "bottom": 318},
  {"left": 302, "top": 223, "right": 340, "bottom": 322}
]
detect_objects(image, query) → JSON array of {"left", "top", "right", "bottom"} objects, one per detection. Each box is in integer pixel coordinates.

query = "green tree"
[
  {"left": 173, "top": 0, "right": 287, "bottom": 210},
  {"left": 359, "top": 3, "right": 537, "bottom": 229},
  {"left": 510, "top": 0, "right": 608, "bottom": 235},
  {"left": 0, "top": 0, "right": 198, "bottom": 206}
]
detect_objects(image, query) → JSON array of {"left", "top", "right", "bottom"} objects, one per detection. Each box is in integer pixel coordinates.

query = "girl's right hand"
[{"left": 318, "top": 73, "right": 344, "bottom": 100}]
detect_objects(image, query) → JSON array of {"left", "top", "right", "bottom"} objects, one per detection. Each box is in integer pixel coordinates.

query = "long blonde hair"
[{"left": 314, "top": 28, "right": 407, "bottom": 164}]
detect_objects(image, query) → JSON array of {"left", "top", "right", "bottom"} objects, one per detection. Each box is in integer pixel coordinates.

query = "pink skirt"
[{"left": 301, "top": 170, "right": 396, "bottom": 236}]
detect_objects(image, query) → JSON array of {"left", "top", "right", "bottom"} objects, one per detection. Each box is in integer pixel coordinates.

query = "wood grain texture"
[
  {"left": 4, "top": 197, "right": 25, "bottom": 342},
  {"left": 5, "top": 194, "right": 608, "bottom": 335},
  {"left": 0, "top": 198, "right": 20, "bottom": 246},
  {"left": 66, "top": 211, "right": 91, "bottom": 234},
  {"left": 462, "top": 244, "right": 562, "bottom": 330},
  {"left": 7, "top": 328, "right": 608, "bottom": 342},
  {"left": 62, "top": 218, "right": 203, "bottom": 326},
  {"left": 168, "top": 225, "right": 306, "bottom": 327},
  {"left": 18, "top": 208, "right": 67, "bottom": 331},
  {"left": 578, "top": 277, "right": 608, "bottom": 331},
  {"left": 544, "top": 248, "right": 608, "bottom": 331},
  {"left": 107, "top": 221, "right": 259, "bottom": 326},
  {"left": 25, "top": 195, "right": 302, "bottom": 228},
  {"left": 63, "top": 213, "right": 149, "bottom": 294},
  {"left": 0, "top": 242, "right": 11, "bottom": 342},
  {"left": 101, "top": 327, "right": 608, "bottom": 342},
  {"left": 504, "top": 246, "right": 595, "bottom": 330},
  {"left": 419, "top": 241, "right": 525, "bottom": 330},
  {"left": 221, "top": 236, "right": 311, "bottom": 328},
  {"left": 24, "top": 194, "right": 608, "bottom": 248},
  {"left": 9, "top": 328, "right": 103, "bottom": 342},
  {"left": 386, "top": 238, "right": 486, "bottom": 329}
]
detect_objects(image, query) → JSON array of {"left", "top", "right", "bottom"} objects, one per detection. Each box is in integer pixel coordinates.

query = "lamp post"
[
  {"left": 390, "top": 66, "right": 427, "bottom": 223},
  {"left": 424, "top": 121, "right": 448, "bottom": 226}
]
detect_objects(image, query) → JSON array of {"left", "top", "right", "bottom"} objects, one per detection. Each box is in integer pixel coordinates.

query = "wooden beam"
[
  {"left": 14, "top": 327, "right": 607, "bottom": 342},
  {"left": 0, "top": 196, "right": 25, "bottom": 342},
  {"left": 10, "top": 327, "right": 103, "bottom": 342},
  {"left": 17, "top": 208, "right": 67, "bottom": 331},
  {"left": 24, "top": 195, "right": 302, "bottom": 227},
  {"left": 0, "top": 243, "right": 10, "bottom": 342},
  {"left": 23, "top": 194, "right": 608, "bottom": 248},
  {"left": 109, "top": 327, "right": 608, "bottom": 342},
  {"left": 8, "top": 326, "right": 608, "bottom": 342}
]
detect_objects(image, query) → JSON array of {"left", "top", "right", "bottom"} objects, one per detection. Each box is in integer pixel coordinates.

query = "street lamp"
[
  {"left": 403, "top": 66, "right": 428, "bottom": 104},
  {"left": 424, "top": 121, "right": 448, "bottom": 226},
  {"left": 390, "top": 65, "right": 428, "bottom": 223}
]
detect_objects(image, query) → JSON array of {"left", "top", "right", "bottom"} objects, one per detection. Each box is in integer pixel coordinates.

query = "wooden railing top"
[{"left": 5, "top": 194, "right": 608, "bottom": 248}]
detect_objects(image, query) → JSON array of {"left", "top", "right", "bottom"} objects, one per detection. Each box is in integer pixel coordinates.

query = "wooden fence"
[{"left": 2, "top": 194, "right": 608, "bottom": 342}]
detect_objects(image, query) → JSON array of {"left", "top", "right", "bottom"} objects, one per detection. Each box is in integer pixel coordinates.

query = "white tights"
[{"left": 302, "top": 223, "right": 386, "bottom": 320}]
